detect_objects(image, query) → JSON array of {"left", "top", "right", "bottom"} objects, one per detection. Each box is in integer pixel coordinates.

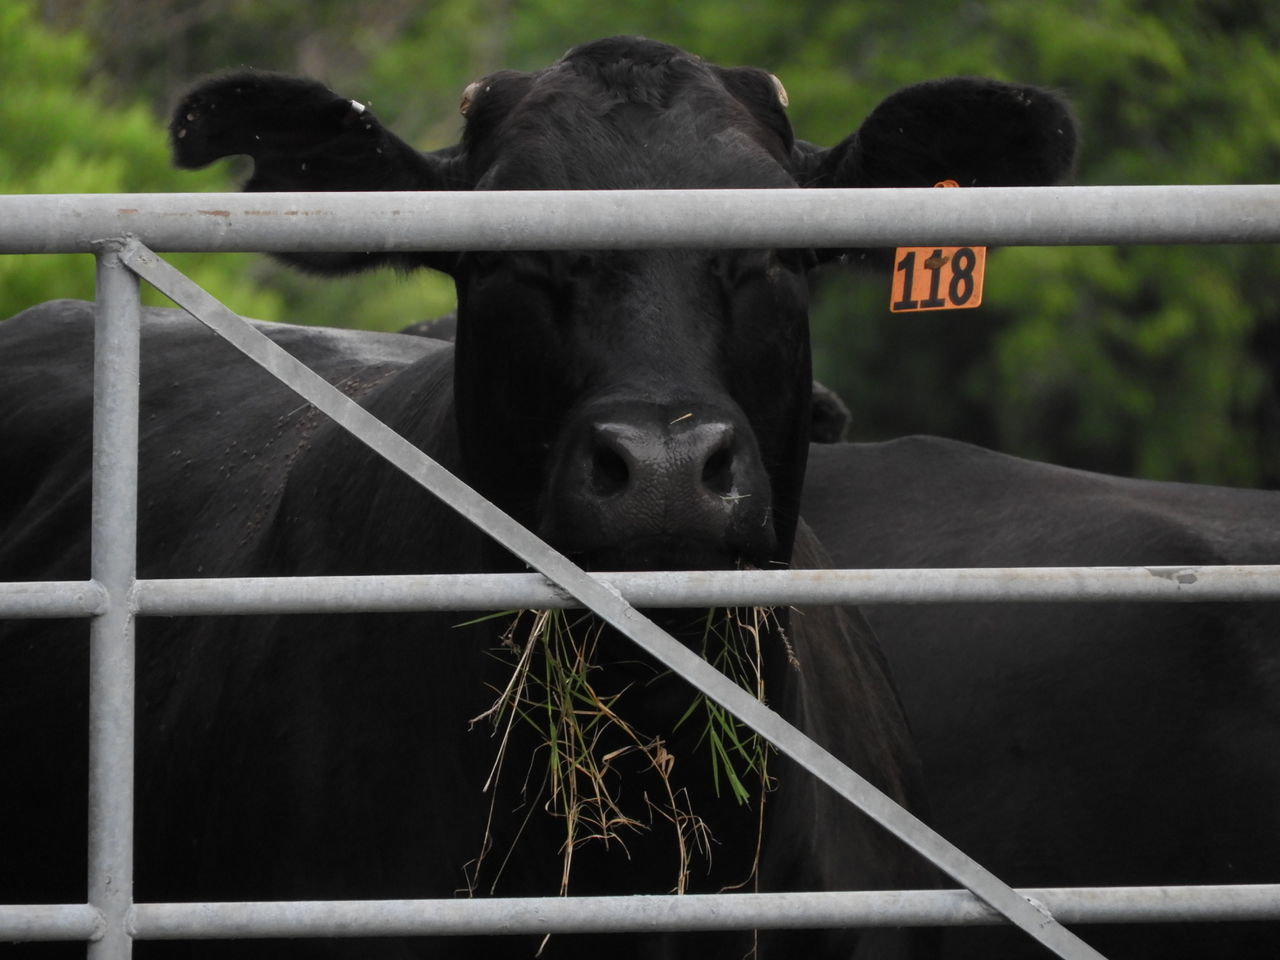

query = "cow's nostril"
[
  {"left": 701, "top": 445, "right": 734, "bottom": 496},
  {"left": 591, "top": 444, "right": 630, "bottom": 497}
]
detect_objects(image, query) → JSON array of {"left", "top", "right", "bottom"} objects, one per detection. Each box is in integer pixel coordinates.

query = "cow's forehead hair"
[{"left": 462, "top": 37, "right": 796, "bottom": 190}]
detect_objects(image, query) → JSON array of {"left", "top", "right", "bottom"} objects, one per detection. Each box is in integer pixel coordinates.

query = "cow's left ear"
[
  {"left": 796, "top": 77, "right": 1077, "bottom": 190},
  {"left": 172, "top": 71, "right": 468, "bottom": 275}
]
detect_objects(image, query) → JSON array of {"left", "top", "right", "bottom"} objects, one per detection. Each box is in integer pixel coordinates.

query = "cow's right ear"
[
  {"left": 792, "top": 77, "right": 1076, "bottom": 268},
  {"left": 171, "top": 71, "right": 467, "bottom": 275},
  {"left": 797, "top": 77, "right": 1077, "bottom": 191}
]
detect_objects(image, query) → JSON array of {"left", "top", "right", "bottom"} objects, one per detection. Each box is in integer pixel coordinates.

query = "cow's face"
[
  {"left": 452, "top": 42, "right": 811, "bottom": 571},
  {"left": 171, "top": 37, "right": 1077, "bottom": 573}
]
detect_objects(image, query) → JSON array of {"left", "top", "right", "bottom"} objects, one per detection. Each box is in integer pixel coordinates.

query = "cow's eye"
[
  {"left": 709, "top": 251, "right": 759, "bottom": 284},
  {"left": 773, "top": 249, "right": 817, "bottom": 275},
  {"left": 712, "top": 251, "right": 798, "bottom": 287}
]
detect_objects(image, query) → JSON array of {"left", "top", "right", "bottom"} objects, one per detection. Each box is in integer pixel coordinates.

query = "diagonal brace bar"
[{"left": 118, "top": 238, "right": 1107, "bottom": 960}]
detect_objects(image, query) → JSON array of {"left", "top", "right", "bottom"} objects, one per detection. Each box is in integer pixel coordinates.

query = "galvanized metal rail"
[
  {"left": 2, "top": 187, "right": 1278, "bottom": 959},
  {"left": 8, "top": 564, "right": 1280, "bottom": 619},
  {"left": 7, "top": 883, "right": 1280, "bottom": 942},
  {"left": 0, "top": 185, "right": 1278, "bottom": 254}
]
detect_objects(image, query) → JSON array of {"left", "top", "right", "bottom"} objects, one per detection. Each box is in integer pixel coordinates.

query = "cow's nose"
[
  {"left": 544, "top": 405, "right": 776, "bottom": 569},
  {"left": 587, "top": 419, "right": 736, "bottom": 501}
]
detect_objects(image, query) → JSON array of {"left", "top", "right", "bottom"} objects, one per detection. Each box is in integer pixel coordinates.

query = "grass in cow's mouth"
[
  {"left": 676, "top": 606, "right": 775, "bottom": 806},
  {"left": 467, "top": 605, "right": 786, "bottom": 898}
]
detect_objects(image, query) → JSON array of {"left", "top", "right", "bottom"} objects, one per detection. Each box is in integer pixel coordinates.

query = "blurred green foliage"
[
  {"left": 802, "top": 1, "right": 1280, "bottom": 485},
  {"left": 8, "top": 0, "right": 1280, "bottom": 485},
  {"left": 0, "top": 1, "right": 283, "bottom": 322}
]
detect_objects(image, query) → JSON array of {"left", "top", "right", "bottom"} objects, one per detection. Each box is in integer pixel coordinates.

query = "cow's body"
[
  {"left": 0, "top": 302, "right": 920, "bottom": 959},
  {"left": 0, "top": 36, "right": 1077, "bottom": 959},
  {"left": 803, "top": 437, "right": 1280, "bottom": 959}
]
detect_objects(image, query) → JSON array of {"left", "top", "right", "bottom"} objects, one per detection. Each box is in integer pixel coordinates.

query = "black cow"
[
  {"left": 802, "top": 437, "right": 1280, "bottom": 960},
  {"left": 0, "top": 38, "right": 1076, "bottom": 959}
]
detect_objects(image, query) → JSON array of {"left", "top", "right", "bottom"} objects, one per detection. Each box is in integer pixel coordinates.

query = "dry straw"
[{"left": 467, "top": 605, "right": 789, "bottom": 897}]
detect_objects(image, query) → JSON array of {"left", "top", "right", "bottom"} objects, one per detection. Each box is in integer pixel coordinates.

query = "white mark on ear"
[
  {"left": 350, "top": 100, "right": 367, "bottom": 114},
  {"left": 770, "top": 74, "right": 789, "bottom": 108}
]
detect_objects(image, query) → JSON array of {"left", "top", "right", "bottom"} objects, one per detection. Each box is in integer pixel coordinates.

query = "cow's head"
[{"left": 172, "top": 37, "right": 1076, "bottom": 573}]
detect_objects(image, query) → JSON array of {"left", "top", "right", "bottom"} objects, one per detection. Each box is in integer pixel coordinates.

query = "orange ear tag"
[{"left": 889, "top": 181, "right": 988, "bottom": 313}]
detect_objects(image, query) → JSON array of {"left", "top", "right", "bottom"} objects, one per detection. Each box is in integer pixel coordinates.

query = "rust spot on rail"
[
  {"left": 198, "top": 210, "right": 231, "bottom": 218},
  {"left": 241, "top": 209, "right": 329, "bottom": 217}
]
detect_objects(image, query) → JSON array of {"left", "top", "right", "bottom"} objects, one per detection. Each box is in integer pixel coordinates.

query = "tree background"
[{"left": 6, "top": 0, "right": 1279, "bottom": 485}]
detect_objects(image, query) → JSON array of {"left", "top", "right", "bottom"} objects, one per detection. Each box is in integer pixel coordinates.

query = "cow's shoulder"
[
  {"left": 1, "top": 297, "right": 445, "bottom": 386},
  {"left": 804, "top": 435, "right": 1280, "bottom": 568},
  {"left": 0, "top": 300, "right": 456, "bottom": 580}
]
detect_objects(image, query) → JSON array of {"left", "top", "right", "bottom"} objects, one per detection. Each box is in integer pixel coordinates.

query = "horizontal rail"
[
  {"left": 0, "top": 904, "right": 104, "bottom": 942},
  {"left": 3, "top": 566, "right": 1278, "bottom": 619},
  {"left": 7, "top": 884, "right": 1278, "bottom": 942},
  {"left": 0, "top": 580, "right": 107, "bottom": 617},
  {"left": 1, "top": 185, "right": 1277, "bottom": 254},
  {"left": 127, "top": 565, "right": 1280, "bottom": 613},
  {"left": 132, "top": 884, "right": 1280, "bottom": 939},
  {"left": 5, "top": 568, "right": 1274, "bottom": 619}
]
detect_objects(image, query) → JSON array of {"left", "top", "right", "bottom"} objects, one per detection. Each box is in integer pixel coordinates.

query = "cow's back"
[
  {"left": 1, "top": 299, "right": 444, "bottom": 580},
  {"left": 803, "top": 436, "right": 1280, "bottom": 959}
]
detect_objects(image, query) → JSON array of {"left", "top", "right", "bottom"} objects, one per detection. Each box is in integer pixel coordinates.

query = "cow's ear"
[
  {"left": 794, "top": 77, "right": 1076, "bottom": 268},
  {"left": 797, "top": 77, "right": 1077, "bottom": 190},
  {"left": 171, "top": 71, "right": 467, "bottom": 275}
]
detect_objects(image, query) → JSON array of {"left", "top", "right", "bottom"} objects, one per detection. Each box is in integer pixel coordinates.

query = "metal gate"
[{"left": 2, "top": 186, "right": 1279, "bottom": 959}]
